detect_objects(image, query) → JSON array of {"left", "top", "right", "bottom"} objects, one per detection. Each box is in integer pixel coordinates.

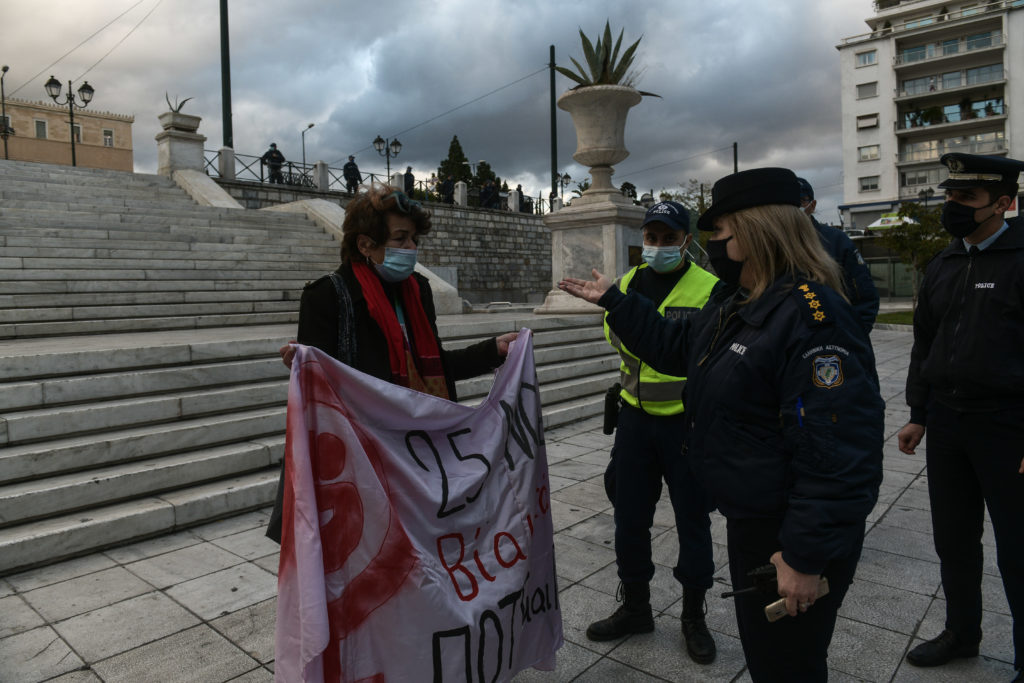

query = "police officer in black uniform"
[{"left": 899, "top": 153, "right": 1024, "bottom": 682}]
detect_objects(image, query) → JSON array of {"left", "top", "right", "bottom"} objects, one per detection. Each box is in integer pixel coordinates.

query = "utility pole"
[
  {"left": 733, "top": 141, "right": 738, "bottom": 173},
  {"left": 220, "top": 0, "right": 233, "bottom": 148},
  {"left": 550, "top": 45, "right": 558, "bottom": 200}
]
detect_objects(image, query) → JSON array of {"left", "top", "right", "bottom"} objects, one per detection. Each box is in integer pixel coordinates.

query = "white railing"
[
  {"left": 840, "top": 1, "right": 1021, "bottom": 45},
  {"left": 898, "top": 139, "right": 1007, "bottom": 163},
  {"left": 893, "top": 32, "right": 1004, "bottom": 66}
]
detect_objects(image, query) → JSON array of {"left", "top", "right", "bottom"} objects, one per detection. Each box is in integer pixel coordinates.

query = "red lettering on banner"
[
  {"left": 438, "top": 533, "right": 479, "bottom": 601},
  {"left": 494, "top": 531, "right": 528, "bottom": 569}
]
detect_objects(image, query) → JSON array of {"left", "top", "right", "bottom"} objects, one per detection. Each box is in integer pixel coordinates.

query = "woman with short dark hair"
[{"left": 559, "top": 167, "right": 884, "bottom": 682}]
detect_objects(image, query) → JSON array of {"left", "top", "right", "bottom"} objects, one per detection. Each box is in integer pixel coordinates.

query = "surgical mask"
[
  {"left": 373, "top": 247, "right": 417, "bottom": 282},
  {"left": 641, "top": 245, "right": 683, "bottom": 273},
  {"left": 941, "top": 199, "right": 996, "bottom": 239},
  {"left": 706, "top": 236, "right": 744, "bottom": 285}
]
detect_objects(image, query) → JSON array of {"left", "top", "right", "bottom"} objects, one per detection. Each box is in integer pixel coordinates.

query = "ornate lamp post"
[
  {"left": 918, "top": 187, "right": 935, "bottom": 207},
  {"left": 558, "top": 172, "right": 572, "bottom": 199},
  {"left": 301, "top": 122, "right": 314, "bottom": 167},
  {"left": 44, "top": 76, "right": 94, "bottom": 167},
  {"left": 1, "top": 66, "right": 13, "bottom": 160},
  {"left": 372, "top": 135, "right": 402, "bottom": 179}
]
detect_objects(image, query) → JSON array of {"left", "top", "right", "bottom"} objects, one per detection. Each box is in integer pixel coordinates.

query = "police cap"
[
  {"left": 641, "top": 201, "right": 690, "bottom": 232},
  {"left": 698, "top": 168, "right": 801, "bottom": 231},
  {"left": 938, "top": 153, "right": 1024, "bottom": 190}
]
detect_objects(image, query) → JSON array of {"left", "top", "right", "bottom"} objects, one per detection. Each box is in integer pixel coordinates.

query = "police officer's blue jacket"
[
  {"left": 812, "top": 216, "right": 879, "bottom": 334},
  {"left": 599, "top": 274, "right": 884, "bottom": 575}
]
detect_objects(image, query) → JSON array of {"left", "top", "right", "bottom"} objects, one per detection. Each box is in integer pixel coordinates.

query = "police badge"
[{"left": 812, "top": 355, "right": 844, "bottom": 388}]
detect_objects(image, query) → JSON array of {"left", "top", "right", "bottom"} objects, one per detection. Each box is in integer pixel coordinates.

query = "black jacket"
[
  {"left": 266, "top": 262, "right": 502, "bottom": 541},
  {"left": 906, "top": 217, "right": 1024, "bottom": 424},
  {"left": 812, "top": 216, "right": 879, "bottom": 333},
  {"left": 600, "top": 275, "right": 883, "bottom": 574}
]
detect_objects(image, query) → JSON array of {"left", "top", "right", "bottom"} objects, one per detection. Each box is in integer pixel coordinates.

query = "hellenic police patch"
[{"left": 812, "top": 355, "right": 844, "bottom": 388}]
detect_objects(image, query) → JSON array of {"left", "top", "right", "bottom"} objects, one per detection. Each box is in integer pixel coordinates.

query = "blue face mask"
[
  {"left": 374, "top": 247, "right": 418, "bottom": 282},
  {"left": 641, "top": 245, "right": 683, "bottom": 273}
]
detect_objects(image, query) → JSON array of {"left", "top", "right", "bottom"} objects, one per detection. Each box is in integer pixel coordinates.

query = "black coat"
[
  {"left": 906, "top": 217, "right": 1024, "bottom": 424},
  {"left": 600, "top": 275, "right": 884, "bottom": 574},
  {"left": 266, "top": 262, "right": 502, "bottom": 541},
  {"left": 812, "top": 216, "right": 879, "bottom": 333}
]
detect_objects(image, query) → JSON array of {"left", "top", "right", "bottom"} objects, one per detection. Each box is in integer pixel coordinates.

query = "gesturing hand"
[{"left": 558, "top": 269, "right": 613, "bottom": 305}]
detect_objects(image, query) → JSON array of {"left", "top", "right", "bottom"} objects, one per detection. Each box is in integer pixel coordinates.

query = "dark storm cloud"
[{"left": 6, "top": 0, "right": 871, "bottom": 219}]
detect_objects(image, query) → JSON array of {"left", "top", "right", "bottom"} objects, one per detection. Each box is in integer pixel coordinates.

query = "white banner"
[{"left": 275, "top": 329, "right": 562, "bottom": 683}]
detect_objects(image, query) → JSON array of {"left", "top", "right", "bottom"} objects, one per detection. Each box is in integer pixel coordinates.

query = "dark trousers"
[
  {"left": 726, "top": 517, "right": 861, "bottom": 682},
  {"left": 345, "top": 180, "right": 358, "bottom": 193},
  {"left": 268, "top": 167, "right": 283, "bottom": 184},
  {"left": 926, "top": 401, "right": 1023, "bottom": 668},
  {"left": 606, "top": 404, "right": 713, "bottom": 589}
]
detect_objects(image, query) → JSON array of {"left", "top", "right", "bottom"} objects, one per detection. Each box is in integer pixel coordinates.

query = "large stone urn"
[
  {"left": 557, "top": 85, "right": 642, "bottom": 204},
  {"left": 155, "top": 111, "right": 206, "bottom": 176}
]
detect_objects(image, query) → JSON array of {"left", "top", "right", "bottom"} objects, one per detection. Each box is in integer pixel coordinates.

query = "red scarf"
[{"left": 351, "top": 262, "right": 450, "bottom": 399}]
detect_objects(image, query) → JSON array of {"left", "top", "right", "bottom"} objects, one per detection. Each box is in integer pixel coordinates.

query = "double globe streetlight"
[
  {"left": 372, "top": 135, "right": 401, "bottom": 179},
  {"left": 44, "top": 76, "right": 94, "bottom": 167}
]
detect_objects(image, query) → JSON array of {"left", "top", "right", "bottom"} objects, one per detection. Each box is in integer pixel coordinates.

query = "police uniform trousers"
[
  {"left": 605, "top": 403, "right": 713, "bottom": 589},
  {"left": 926, "top": 401, "right": 1024, "bottom": 668},
  {"left": 727, "top": 517, "right": 861, "bottom": 682}
]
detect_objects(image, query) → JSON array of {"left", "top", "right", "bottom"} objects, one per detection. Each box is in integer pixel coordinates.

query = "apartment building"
[
  {"left": 1, "top": 97, "right": 134, "bottom": 171},
  {"left": 837, "top": 0, "right": 1024, "bottom": 229}
]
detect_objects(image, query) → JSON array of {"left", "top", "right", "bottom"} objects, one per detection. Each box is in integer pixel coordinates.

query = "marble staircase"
[{"left": 0, "top": 160, "right": 617, "bottom": 573}]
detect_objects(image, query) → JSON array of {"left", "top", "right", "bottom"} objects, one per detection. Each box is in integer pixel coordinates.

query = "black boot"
[
  {"left": 586, "top": 582, "right": 655, "bottom": 642},
  {"left": 681, "top": 587, "right": 716, "bottom": 664}
]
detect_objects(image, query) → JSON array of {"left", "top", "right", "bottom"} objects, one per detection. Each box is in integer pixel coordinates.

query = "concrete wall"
[
  {"left": 217, "top": 179, "right": 551, "bottom": 304},
  {"left": 2, "top": 98, "right": 134, "bottom": 171}
]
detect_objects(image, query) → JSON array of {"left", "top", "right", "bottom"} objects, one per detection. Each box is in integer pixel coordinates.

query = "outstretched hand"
[
  {"left": 558, "top": 269, "right": 613, "bottom": 305},
  {"left": 279, "top": 342, "right": 296, "bottom": 369},
  {"left": 496, "top": 332, "right": 518, "bottom": 357}
]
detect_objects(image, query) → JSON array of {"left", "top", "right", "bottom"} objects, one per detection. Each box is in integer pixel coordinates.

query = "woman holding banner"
[
  {"left": 266, "top": 185, "right": 517, "bottom": 542},
  {"left": 558, "top": 167, "right": 883, "bottom": 682}
]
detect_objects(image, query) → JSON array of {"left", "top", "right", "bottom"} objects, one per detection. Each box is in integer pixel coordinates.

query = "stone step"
[
  {"left": 0, "top": 205, "right": 323, "bottom": 228},
  {"left": 0, "top": 310, "right": 296, "bottom": 342},
  {"left": 0, "top": 226, "right": 336, "bottom": 248},
  {"left": 0, "top": 289, "right": 303, "bottom": 310},
  {"left": 455, "top": 350, "right": 617, "bottom": 401},
  {"left": 0, "top": 439, "right": 283, "bottom": 527},
  {"left": 1, "top": 234, "right": 338, "bottom": 255},
  {"left": 0, "top": 211, "right": 325, "bottom": 236},
  {"left": 5, "top": 254, "right": 337, "bottom": 272},
  {"left": 0, "top": 299, "right": 301, "bottom": 324},
  {"left": 0, "top": 181, "right": 193, "bottom": 199},
  {"left": 2, "top": 379, "right": 287, "bottom": 446},
  {"left": 6, "top": 267, "right": 328, "bottom": 281},
  {"left": 0, "top": 278, "right": 310, "bottom": 296},
  {"left": 0, "top": 468, "right": 280, "bottom": 574},
  {"left": 0, "top": 407, "right": 285, "bottom": 484},
  {"left": 0, "top": 357, "right": 286, "bottom": 412}
]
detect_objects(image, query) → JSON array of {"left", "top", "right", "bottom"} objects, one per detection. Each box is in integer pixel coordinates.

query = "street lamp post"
[
  {"left": 372, "top": 135, "right": 402, "bottom": 180},
  {"left": 1, "top": 66, "right": 12, "bottom": 160},
  {"left": 301, "top": 123, "right": 314, "bottom": 168},
  {"left": 918, "top": 187, "right": 935, "bottom": 207},
  {"left": 44, "top": 76, "right": 94, "bottom": 167},
  {"left": 558, "top": 172, "right": 571, "bottom": 199}
]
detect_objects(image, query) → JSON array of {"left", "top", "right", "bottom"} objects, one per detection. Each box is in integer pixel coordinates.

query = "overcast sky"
[{"left": 4, "top": 0, "right": 875, "bottom": 223}]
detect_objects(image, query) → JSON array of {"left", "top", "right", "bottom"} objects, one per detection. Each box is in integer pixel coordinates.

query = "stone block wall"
[{"left": 215, "top": 179, "right": 551, "bottom": 303}]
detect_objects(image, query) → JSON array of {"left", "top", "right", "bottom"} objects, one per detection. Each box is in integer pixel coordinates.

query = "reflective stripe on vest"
[{"left": 603, "top": 262, "right": 718, "bottom": 416}]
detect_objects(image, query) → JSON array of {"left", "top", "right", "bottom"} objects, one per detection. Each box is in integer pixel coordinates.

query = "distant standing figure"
[
  {"left": 262, "top": 143, "right": 285, "bottom": 184},
  {"left": 441, "top": 175, "right": 455, "bottom": 204},
  {"left": 343, "top": 155, "right": 362, "bottom": 194},
  {"left": 404, "top": 166, "right": 414, "bottom": 195}
]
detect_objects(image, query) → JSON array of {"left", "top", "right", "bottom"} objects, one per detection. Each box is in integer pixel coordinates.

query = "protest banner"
[{"left": 275, "top": 329, "right": 562, "bottom": 682}]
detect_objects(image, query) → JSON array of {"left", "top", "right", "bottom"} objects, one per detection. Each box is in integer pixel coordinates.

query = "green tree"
[
  {"left": 571, "top": 178, "right": 591, "bottom": 197},
  {"left": 620, "top": 181, "right": 637, "bottom": 200},
  {"left": 875, "top": 202, "right": 949, "bottom": 307},
  {"left": 475, "top": 160, "right": 499, "bottom": 188},
  {"left": 437, "top": 136, "right": 472, "bottom": 185},
  {"left": 659, "top": 179, "right": 713, "bottom": 238}
]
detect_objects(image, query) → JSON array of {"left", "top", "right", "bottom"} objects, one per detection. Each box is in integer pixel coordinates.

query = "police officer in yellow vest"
[{"left": 587, "top": 200, "right": 719, "bottom": 665}]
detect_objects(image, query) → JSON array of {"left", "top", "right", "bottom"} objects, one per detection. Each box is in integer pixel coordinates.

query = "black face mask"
[
  {"left": 941, "top": 199, "right": 996, "bottom": 239},
  {"left": 707, "top": 236, "right": 744, "bottom": 285}
]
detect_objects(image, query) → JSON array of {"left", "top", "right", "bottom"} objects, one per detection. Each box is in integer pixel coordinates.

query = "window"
[
  {"left": 857, "top": 82, "right": 878, "bottom": 99},
  {"left": 942, "top": 39, "right": 960, "bottom": 55},
  {"left": 900, "top": 45, "right": 928, "bottom": 63},
  {"left": 905, "top": 17, "right": 935, "bottom": 29},
  {"left": 103, "top": 129, "right": 114, "bottom": 147},
  {"left": 961, "top": 4, "right": 982, "bottom": 16},
  {"left": 72, "top": 124, "right": 82, "bottom": 143},
  {"left": 35, "top": 120, "right": 47, "bottom": 139},
  {"left": 901, "top": 168, "right": 943, "bottom": 187},
  {"left": 856, "top": 50, "right": 877, "bottom": 67},
  {"left": 966, "top": 63, "right": 1002, "bottom": 85},
  {"left": 857, "top": 114, "right": 879, "bottom": 129},
  {"left": 858, "top": 145, "right": 880, "bottom": 161},
  {"left": 901, "top": 76, "right": 930, "bottom": 95},
  {"left": 965, "top": 31, "right": 992, "bottom": 50},
  {"left": 859, "top": 176, "right": 880, "bottom": 192},
  {"left": 942, "top": 71, "right": 961, "bottom": 89}
]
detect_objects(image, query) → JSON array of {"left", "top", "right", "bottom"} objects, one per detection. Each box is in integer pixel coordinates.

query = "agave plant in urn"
[{"left": 556, "top": 22, "right": 659, "bottom": 200}]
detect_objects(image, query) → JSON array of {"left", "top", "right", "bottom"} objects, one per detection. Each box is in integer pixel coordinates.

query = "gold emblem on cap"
[{"left": 947, "top": 157, "right": 965, "bottom": 172}]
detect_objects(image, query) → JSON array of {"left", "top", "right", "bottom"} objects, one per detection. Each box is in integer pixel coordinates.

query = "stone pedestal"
[
  {"left": 315, "top": 161, "right": 329, "bottom": 191},
  {"left": 454, "top": 181, "right": 468, "bottom": 206},
  {"left": 508, "top": 189, "right": 519, "bottom": 212},
  {"left": 534, "top": 194, "right": 645, "bottom": 314},
  {"left": 155, "top": 111, "right": 206, "bottom": 177},
  {"left": 217, "top": 147, "right": 235, "bottom": 180}
]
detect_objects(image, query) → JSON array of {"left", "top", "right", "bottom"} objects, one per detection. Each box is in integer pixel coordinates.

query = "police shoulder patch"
[
  {"left": 792, "top": 281, "right": 831, "bottom": 327},
  {"left": 812, "top": 354, "right": 844, "bottom": 388}
]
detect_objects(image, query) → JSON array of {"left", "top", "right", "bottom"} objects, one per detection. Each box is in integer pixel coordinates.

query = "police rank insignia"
[{"left": 813, "top": 355, "right": 844, "bottom": 388}]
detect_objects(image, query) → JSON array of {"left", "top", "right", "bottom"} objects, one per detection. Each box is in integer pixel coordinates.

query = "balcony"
[
  {"left": 896, "top": 103, "right": 1006, "bottom": 132},
  {"left": 894, "top": 32, "right": 1004, "bottom": 67},
  {"left": 839, "top": 1, "right": 1023, "bottom": 46},
  {"left": 895, "top": 72, "right": 1006, "bottom": 100},
  {"left": 897, "top": 139, "right": 1007, "bottom": 164}
]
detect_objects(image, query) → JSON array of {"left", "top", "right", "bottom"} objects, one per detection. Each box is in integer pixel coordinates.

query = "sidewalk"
[{"left": 0, "top": 328, "right": 1016, "bottom": 682}]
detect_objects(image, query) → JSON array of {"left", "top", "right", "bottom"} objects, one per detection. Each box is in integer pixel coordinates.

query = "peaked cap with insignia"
[{"left": 938, "top": 153, "right": 1024, "bottom": 190}]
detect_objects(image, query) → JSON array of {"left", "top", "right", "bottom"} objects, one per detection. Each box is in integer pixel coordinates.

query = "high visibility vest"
[{"left": 603, "top": 262, "right": 718, "bottom": 416}]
